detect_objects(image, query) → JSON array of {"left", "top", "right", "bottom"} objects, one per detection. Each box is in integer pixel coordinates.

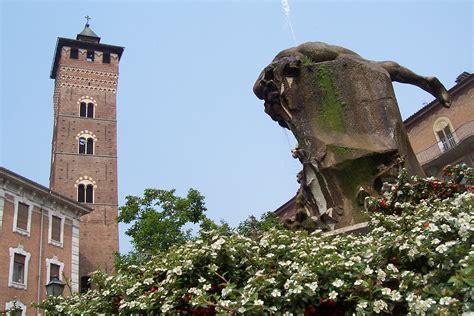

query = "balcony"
[{"left": 415, "top": 120, "right": 474, "bottom": 165}]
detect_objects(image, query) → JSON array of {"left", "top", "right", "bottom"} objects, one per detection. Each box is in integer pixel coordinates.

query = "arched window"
[
  {"left": 76, "top": 131, "right": 96, "bottom": 155},
  {"left": 433, "top": 117, "right": 457, "bottom": 152},
  {"left": 78, "top": 97, "right": 96, "bottom": 118},
  {"left": 76, "top": 177, "right": 96, "bottom": 203}
]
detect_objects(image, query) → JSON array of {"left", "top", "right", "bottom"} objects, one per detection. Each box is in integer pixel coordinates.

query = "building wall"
[
  {"left": 0, "top": 181, "right": 82, "bottom": 315},
  {"left": 406, "top": 77, "right": 473, "bottom": 176},
  {"left": 50, "top": 43, "right": 120, "bottom": 278}
]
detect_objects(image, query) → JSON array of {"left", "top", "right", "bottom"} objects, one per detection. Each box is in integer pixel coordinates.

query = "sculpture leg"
[{"left": 376, "top": 61, "right": 451, "bottom": 108}]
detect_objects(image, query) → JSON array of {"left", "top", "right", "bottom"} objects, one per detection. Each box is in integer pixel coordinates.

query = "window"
[
  {"left": 16, "top": 202, "right": 29, "bottom": 231},
  {"left": 50, "top": 263, "right": 60, "bottom": 280},
  {"left": 13, "top": 201, "right": 31, "bottom": 236},
  {"left": 46, "top": 257, "right": 64, "bottom": 284},
  {"left": 80, "top": 276, "right": 91, "bottom": 293},
  {"left": 86, "top": 50, "right": 94, "bottom": 62},
  {"left": 51, "top": 215, "right": 62, "bottom": 243},
  {"left": 76, "top": 177, "right": 97, "bottom": 204},
  {"left": 8, "top": 246, "right": 31, "bottom": 289},
  {"left": 70, "top": 48, "right": 79, "bottom": 59},
  {"left": 13, "top": 254, "right": 25, "bottom": 283},
  {"left": 434, "top": 118, "right": 457, "bottom": 152},
  {"left": 78, "top": 184, "right": 94, "bottom": 203},
  {"left": 5, "top": 300, "right": 26, "bottom": 316},
  {"left": 103, "top": 52, "right": 111, "bottom": 64},
  {"left": 78, "top": 136, "right": 94, "bottom": 155},
  {"left": 80, "top": 102, "right": 94, "bottom": 118}
]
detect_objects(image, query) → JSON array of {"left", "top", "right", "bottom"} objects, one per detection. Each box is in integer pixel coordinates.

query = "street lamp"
[{"left": 45, "top": 276, "right": 65, "bottom": 297}]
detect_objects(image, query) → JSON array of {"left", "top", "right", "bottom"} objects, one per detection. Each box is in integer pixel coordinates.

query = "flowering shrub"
[{"left": 38, "top": 166, "right": 473, "bottom": 315}]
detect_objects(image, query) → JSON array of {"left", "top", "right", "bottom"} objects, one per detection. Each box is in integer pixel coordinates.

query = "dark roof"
[
  {"left": 404, "top": 72, "right": 473, "bottom": 128},
  {"left": 0, "top": 167, "right": 91, "bottom": 216},
  {"left": 77, "top": 23, "right": 99, "bottom": 40}
]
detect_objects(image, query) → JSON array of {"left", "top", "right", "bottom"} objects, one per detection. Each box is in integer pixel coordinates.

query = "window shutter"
[
  {"left": 16, "top": 202, "right": 29, "bottom": 230},
  {"left": 51, "top": 215, "right": 61, "bottom": 242},
  {"left": 50, "top": 263, "right": 60, "bottom": 280}
]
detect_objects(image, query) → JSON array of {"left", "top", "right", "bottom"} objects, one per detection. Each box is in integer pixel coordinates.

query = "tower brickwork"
[{"left": 49, "top": 23, "right": 124, "bottom": 286}]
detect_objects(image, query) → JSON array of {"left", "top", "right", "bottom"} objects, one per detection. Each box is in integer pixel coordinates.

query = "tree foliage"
[{"left": 118, "top": 188, "right": 207, "bottom": 255}]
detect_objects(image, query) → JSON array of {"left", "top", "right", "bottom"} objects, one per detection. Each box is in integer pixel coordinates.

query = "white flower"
[
  {"left": 271, "top": 289, "right": 281, "bottom": 297},
  {"left": 306, "top": 282, "right": 318, "bottom": 291},
  {"left": 161, "top": 303, "right": 172, "bottom": 313},
  {"left": 431, "top": 238, "right": 441, "bottom": 245},
  {"left": 354, "top": 279, "right": 363, "bottom": 286},
  {"left": 329, "top": 290, "right": 338, "bottom": 300},
  {"left": 390, "top": 290, "right": 402, "bottom": 301},
  {"left": 172, "top": 266, "right": 182, "bottom": 275},
  {"left": 143, "top": 277, "right": 154, "bottom": 285},
  {"left": 436, "top": 244, "right": 448, "bottom": 253},
  {"left": 381, "top": 288, "right": 391, "bottom": 295},
  {"left": 373, "top": 300, "right": 388, "bottom": 313},
  {"left": 203, "top": 284, "right": 211, "bottom": 291},
  {"left": 344, "top": 261, "right": 354, "bottom": 267},
  {"left": 332, "top": 279, "right": 344, "bottom": 288},
  {"left": 377, "top": 269, "right": 386, "bottom": 282},
  {"left": 364, "top": 266, "right": 373, "bottom": 275},
  {"left": 221, "top": 287, "right": 232, "bottom": 297},
  {"left": 237, "top": 307, "right": 246, "bottom": 313},
  {"left": 357, "top": 301, "right": 368, "bottom": 310},
  {"left": 254, "top": 299, "right": 264, "bottom": 306},
  {"left": 386, "top": 263, "right": 399, "bottom": 273},
  {"left": 198, "top": 276, "right": 206, "bottom": 283},
  {"left": 439, "top": 296, "right": 457, "bottom": 305}
]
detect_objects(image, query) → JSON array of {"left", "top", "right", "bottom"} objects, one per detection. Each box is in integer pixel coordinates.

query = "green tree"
[
  {"left": 118, "top": 188, "right": 207, "bottom": 256},
  {"left": 236, "top": 211, "right": 283, "bottom": 237}
]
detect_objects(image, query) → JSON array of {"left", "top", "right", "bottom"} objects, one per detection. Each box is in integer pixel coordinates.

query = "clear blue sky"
[{"left": 1, "top": 0, "right": 472, "bottom": 253}]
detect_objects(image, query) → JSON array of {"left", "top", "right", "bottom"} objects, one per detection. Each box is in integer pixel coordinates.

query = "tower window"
[
  {"left": 86, "top": 50, "right": 94, "bottom": 62},
  {"left": 78, "top": 137, "right": 94, "bottom": 155},
  {"left": 80, "top": 102, "right": 94, "bottom": 118},
  {"left": 78, "top": 184, "right": 94, "bottom": 203},
  {"left": 70, "top": 48, "right": 79, "bottom": 59},
  {"left": 16, "top": 202, "right": 29, "bottom": 231},
  {"left": 103, "top": 52, "right": 111, "bottom": 64},
  {"left": 49, "top": 263, "right": 60, "bottom": 281},
  {"left": 51, "top": 215, "right": 62, "bottom": 243}
]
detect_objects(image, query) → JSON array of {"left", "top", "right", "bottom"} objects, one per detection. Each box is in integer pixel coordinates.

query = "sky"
[{"left": 1, "top": 0, "right": 472, "bottom": 254}]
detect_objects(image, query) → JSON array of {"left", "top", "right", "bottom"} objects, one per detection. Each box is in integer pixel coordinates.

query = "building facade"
[
  {"left": 0, "top": 167, "right": 90, "bottom": 315},
  {"left": 49, "top": 23, "right": 124, "bottom": 289},
  {"left": 405, "top": 72, "right": 473, "bottom": 177}
]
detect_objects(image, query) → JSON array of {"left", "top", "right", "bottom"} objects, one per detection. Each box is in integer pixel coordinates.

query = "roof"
[
  {"left": 77, "top": 23, "right": 100, "bottom": 40},
  {"left": 0, "top": 167, "right": 91, "bottom": 216},
  {"left": 404, "top": 72, "right": 473, "bottom": 128}
]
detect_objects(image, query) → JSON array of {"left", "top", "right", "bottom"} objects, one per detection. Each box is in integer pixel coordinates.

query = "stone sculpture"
[{"left": 253, "top": 42, "right": 451, "bottom": 231}]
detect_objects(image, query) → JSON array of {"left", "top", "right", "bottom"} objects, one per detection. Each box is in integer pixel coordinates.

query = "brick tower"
[{"left": 49, "top": 20, "right": 124, "bottom": 290}]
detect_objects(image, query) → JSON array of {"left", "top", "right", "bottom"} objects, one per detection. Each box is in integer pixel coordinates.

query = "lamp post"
[{"left": 45, "top": 276, "right": 65, "bottom": 297}]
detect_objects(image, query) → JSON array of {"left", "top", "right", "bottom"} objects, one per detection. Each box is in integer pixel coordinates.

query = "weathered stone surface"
[{"left": 254, "top": 42, "right": 450, "bottom": 231}]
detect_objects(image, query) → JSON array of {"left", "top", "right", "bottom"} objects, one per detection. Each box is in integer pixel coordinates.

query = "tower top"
[
  {"left": 76, "top": 16, "right": 100, "bottom": 43},
  {"left": 50, "top": 20, "right": 124, "bottom": 79}
]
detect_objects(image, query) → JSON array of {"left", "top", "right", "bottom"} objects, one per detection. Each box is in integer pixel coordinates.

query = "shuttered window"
[
  {"left": 51, "top": 215, "right": 62, "bottom": 242},
  {"left": 50, "top": 263, "right": 60, "bottom": 281},
  {"left": 16, "top": 202, "right": 29, "bottom": 231},
  {"left": 13, "top": 254, "right": 26, "bottom": 283}
]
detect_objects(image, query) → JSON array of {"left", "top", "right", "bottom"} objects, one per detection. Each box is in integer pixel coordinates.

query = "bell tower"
[{"left": 49, "top": 19, "right": 124, "bottom": 289}]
